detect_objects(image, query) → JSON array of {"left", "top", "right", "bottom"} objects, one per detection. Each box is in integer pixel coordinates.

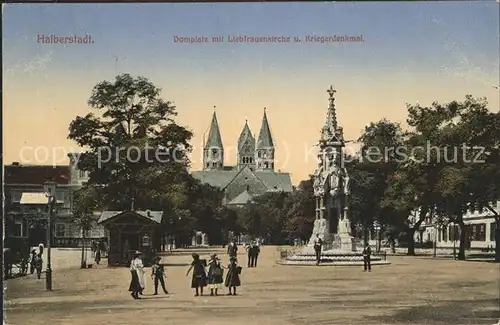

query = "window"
[
  {"left": 10, "top": 190, "right": 22, "bottom": 203},
  {"left": 13, "top": 222, "right": 23, "bottom": 237},
  {"left": 212, "top": 148, "right": 218, "bottom": 156},
  {"left": 55, "top": 224, "right": 66, "bottom": 238},
  {"left": 206, "top": 163, "right": 209, "bottom": 168},
  {"left": 442, "top": 226, "right": 448, "bottom": 242},
  {"left": 56, "top": 191, "right": 66, "bottom": 202},
  {"left": 78, "top": 170, "right": 86, "bottom": 178},
  {"left": 257, "top": 151, "right": 262, "bottom": 158},
  {"left": 490, "top": 222, "right": 497, "bottom": 242},
  {"left": 438, "top": 227, "right": 442, "bottom": 242},
  {"left": 212, "top": 162, "right": 217, "bottom": 168},
  {"left": 449, "top": 225, "right": 459, "bottom": 241},
  {"left": 249, "top": 157, "right": 253, "bottom": 164},
  {"left": 471, "top": 223, "right": 486, "bottom": 241},
  {"left": 264, "top": 162, "right": 269, "bottom": 169}
]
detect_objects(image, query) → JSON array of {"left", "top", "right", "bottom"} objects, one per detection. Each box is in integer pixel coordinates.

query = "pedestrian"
[
  {"left": 38, "top": 243, "right": 44, "bottom": 257},
  {"left": 29, "top": 249, "right": 37, "bottom": 274},
  {"left": 252, "top": 242, "right": 260, "bottom": 267},
  {"left": 362, "top": 243, "right": 372, "bottom": 272},
  {"left": 245, "top": 243, "right": 253, "bottom": 268},
  {"left": 224, "top": 256, "right": 241, "bottom": 296},
  {"left": 186, "top": 253, "right": 207, "bottom": 296},
  {"left": 207, "top": 253, "right": 224, "bottom": 296},
  {"left": 34, "top": 254, "right": 43, "bottom": 279},
  {"left": 313, "top": 234, "right": 323, "bottom": 265},
  {"left": 151, "top": 256, "right": 168, "bottom": 295},
  {"left": 129, "top": 251, "right": 145, "bottom": 299},
  {"left": 227, "top": 241, "right": 238, "bottom": 258},
  {"left": 95, "top": 248, "right": 101, "bottom": 265}
]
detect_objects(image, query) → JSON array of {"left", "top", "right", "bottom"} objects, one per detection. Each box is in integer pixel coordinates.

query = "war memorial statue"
[{"left": 281, "top": 86, "right": 390, "bottom": 266}]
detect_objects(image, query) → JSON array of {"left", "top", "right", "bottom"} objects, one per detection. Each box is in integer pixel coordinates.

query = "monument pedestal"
[{"left": 282, "top": 218, "right": 390, "bottom": 266}]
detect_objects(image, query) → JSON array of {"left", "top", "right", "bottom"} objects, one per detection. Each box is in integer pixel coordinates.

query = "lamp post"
[
  {"left": 452, "top": 221, "right": 457, "bottom": 260},
  {"left": 43, "top": 181, "right": 57, "bottom": 291},
  {"left": 374, "top": 221, "right": 381, "bottom": 253}
]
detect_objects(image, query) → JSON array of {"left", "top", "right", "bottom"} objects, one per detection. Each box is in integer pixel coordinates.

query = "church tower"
[
  {"left": 255, "top": 108, "right": 275, "bottom": 171},
  {"left": 203, "top": 109, "right": 224, "bottom": 171},
  {"left": 237, "top": 120, "right": 255, "bottom": 170}
]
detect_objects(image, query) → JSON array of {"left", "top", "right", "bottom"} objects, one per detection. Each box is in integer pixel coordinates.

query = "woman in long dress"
[
  {"left": 207, "top": 253, "right": 224, "bottom": 296},
  {"left": 129, "top": 251, "right": 145, "bottom": 299},
  {"left": 186, "top": 253, "right": 207, "bottom": 296},
  {"left": 224, "top": 256, "right": 241, "bottom": 296}
]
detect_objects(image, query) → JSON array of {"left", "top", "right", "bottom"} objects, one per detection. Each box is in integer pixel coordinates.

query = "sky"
[{"left": 3, "top": 2, "right": 499, "bottom": 184}]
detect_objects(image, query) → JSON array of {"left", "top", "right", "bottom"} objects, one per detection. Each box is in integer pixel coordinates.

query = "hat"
[
  {"left": 192, "top": 253, "right": 199, "bottom": 259},
  {"left": 153, "top": 256, "right": 161, "bottom": 262},
  {"left": 211, "top": 253, "right": 217, "bottom": 259},
  {"left": 134, "top": 251, "right": 142, "bottom": 256}
]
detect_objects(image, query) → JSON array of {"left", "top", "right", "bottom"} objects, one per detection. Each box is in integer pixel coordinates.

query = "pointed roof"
[
  {"left": 321, "top": 85, "right": 344, "bottom": 145},
  {"left": 205, "top": 110, "right": 223, "bottom": 149},
  {"left": 227, "top": 190, "right": 253, "bottom": 206},
  {"left": 237, "top": 120, "right": 255, "bottom": 151},
  {"left": 257, "top": 107, "right": 274, "bottom": 149}
]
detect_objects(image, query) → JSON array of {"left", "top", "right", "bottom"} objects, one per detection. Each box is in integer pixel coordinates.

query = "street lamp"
[
  {"left": 43, "top": 181, "right": 57, "bottom": 291},
  {"left": 373, "top": 221, "right": 381, "bottom": 253}
]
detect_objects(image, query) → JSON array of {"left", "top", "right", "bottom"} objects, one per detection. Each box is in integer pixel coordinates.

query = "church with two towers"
[{"left": 191, "top": 108, "right": 293, "bottom": 207}]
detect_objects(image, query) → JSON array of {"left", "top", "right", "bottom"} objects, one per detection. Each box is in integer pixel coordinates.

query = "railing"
[{"left": 374, "top": 251, "right": 387, "bottom": 261}]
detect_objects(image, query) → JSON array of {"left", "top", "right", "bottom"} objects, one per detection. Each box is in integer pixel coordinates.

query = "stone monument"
[{"left": 281, "top": 86, "right": 389, "bottom": 266}]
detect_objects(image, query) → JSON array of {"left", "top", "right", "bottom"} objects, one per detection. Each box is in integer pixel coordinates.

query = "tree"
[
  {"left": 68, "top": 73, "right": 193, "bottom": 211},
  {"left": 387, "top": 95, "right": 500, "bottom": 259},
  {"left": 283, "top": 177, "right": 315, "bottom": 242},
  {"left": 348, "top": 119, "right": 404, "bottom": 245},
  {"left": 72, "top": 186, "right": 99, "bottom": 268}
]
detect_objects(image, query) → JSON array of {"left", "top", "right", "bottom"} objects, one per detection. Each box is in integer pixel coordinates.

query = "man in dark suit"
[
  {"left": 313, "top": 234, "right": 323, "bottom": 265},
  {"left": 362, "top": 243, "right": 372, "bottom": 272}
]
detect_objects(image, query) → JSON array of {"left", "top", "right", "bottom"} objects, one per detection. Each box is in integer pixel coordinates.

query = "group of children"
[
  {"left": 128, "top": 250, "right": 243, "bottom": 299},
  {"left": 186, "top": 253, "right": 242, "bottom": 296}
]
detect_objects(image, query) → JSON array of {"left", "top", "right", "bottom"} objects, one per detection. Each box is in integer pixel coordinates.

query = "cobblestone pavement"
[{"left": 4, "top": 246, "right": 499, "bottom": 325}]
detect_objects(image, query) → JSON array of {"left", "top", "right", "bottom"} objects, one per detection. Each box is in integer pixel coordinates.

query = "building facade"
[
  {"left": 4, "top": 160, "right": 105, "bottom": 249},
  {"left": 192, "top": 108, "right": 293, "bottom": 206},
  {"left": 413, "top": 202, "right": 498, "bottom": 250}
]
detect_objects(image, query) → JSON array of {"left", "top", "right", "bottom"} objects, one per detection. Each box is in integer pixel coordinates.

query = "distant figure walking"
[
  {"left": 151, "top": 256, "right": 168, "bottom": 295},
  {"left": 227, "top": 241, "right": 238, "bottom": 258},
  {"left": 225, "top": 256, "right": 241, "bottom": 296},
  {"left": 362, "top": 244, "right": 372, "bottom": 272},
  {"left": 186, "top": 253, "right": 207, "bottom": 296},
  {"left": 313, "top": 234, "right": 323, "bottom": 265},
  {"left": 129, "top": 251, "right": 145, "bottom": 299},
  {"left": 94, "top": 248, "right": 101, "bottom": 265},
  {"left": 207, "top": 253, "right": 224, "bottom": 296},
  {"left": 34, "top": 254, "right": 43, "bottom": 279},
  {"left": 29, "top": 249, "right": 37, "bottom": 275},
  {"left": 252, "top": 242, "right": 260, "bottom": 267}
]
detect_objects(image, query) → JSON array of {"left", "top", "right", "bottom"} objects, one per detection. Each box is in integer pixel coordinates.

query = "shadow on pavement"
[{"left": 366, "top": 298, "right": 500, "bottom": 325}]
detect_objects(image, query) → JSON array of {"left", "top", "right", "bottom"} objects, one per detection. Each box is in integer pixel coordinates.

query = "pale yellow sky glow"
[{"left": 4, "top": 68, "right": 499, "bottom": 184}]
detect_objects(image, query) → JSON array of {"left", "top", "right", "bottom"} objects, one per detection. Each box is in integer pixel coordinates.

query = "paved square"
[{"left": 4, "top": 247, "right": 499, "bottom": 325}]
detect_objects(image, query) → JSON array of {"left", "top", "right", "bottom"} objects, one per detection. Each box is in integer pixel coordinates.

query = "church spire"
[
  {"left": 321, "top": 85, "right": 344, "bottom": 145},
  {"left": 237, "top": 119, "right": 255, "bottom": 170},
  {"left": 256, "top": 107, "right": 274, "bottom": 149},
  {"left": 255, "top": 107, "right": 275, "bottom": 171},
  {"left": 203, "top": 108, "right": 224, "bottom": 171},
  {"left": 205, "top": 108, "right": 223, "bottom": 149}
]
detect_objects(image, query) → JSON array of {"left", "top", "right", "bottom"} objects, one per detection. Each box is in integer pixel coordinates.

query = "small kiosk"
[{"left": 98, "top": 210, "right": 163, "bottom": 266}]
